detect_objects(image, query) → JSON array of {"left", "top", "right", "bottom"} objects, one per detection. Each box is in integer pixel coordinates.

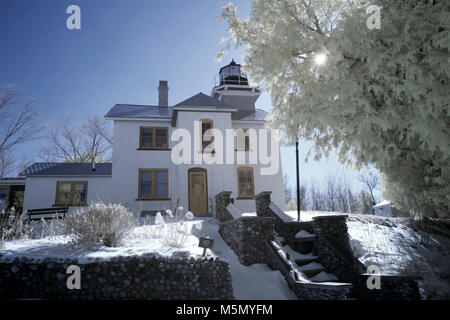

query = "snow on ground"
[
  {"left": 0, "top": 219, "right": 205, "bottom": 263},
  {"left": 284, "top": 210, "right": 450, "bottom": 299},
  {"left": 189, "top": 218, "right": 297, "bottom": 300},
  {"left": 0, "top": 217, "right": 297, "bottom": 300}
]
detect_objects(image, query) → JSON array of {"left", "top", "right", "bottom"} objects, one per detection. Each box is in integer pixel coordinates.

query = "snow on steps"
[
  {"left": 271, "top": 241, "right": 351, "bottom": 285},
  {"left": 299, "top": 262, "right": 325, "bottom": 277},
  {"left": 283, "top": 245, "right": 318, "bottom": 264},
  {"left": 294, "top": 230, "right": 317, "bottom": 242},
  {"left": 310, "top": 272, "right": 339, "bottom": 282}
]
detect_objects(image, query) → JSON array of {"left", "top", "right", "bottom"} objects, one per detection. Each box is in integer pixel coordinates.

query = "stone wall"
[
  {"left": 255, "top": 192, "right": 314, "bottom": 247},
  {"left": 219, "top": 216, "right": 275, "bottom": 266},
  {"left": 357, "top": 274, "right": 422, "bottom": 300},
  {"left": 312, "top": 215, "right": 365, "bottom": 285},
  {"left": 0, "top": 252, "right": 234, "bottom": 300},
  {"left": 312, "top": 215, "right": 421, "bottom": 300},
  {"left": 215, "top": 191, "right": 233, "bottom": 222}
]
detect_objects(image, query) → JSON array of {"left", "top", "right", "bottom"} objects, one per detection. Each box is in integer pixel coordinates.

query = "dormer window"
[
  {"left": 139, "top": 127, "right": 168, "bottom": 150},
  {"left": 201, "top": 119, "right": 214, "bottom": 153}
]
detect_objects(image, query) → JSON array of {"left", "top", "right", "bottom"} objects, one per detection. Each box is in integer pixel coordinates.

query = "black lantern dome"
[{"left": 218, "top": 59, "right": 249, "bottom": 86}]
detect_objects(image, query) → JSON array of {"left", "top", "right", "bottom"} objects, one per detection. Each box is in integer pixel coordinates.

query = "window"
[
  {"left": 200, "top": 119, "right": 214, "bottom": 153},
  {"left": 138, "top": 169, "right": 169, "bottom": 200},
  {"left": 139, "top": 127, "right": 169, "bottom": 149},
  {"left": 236, "top": 128, "right": 250, "bottom": 151},
  {"left": 55, "top": 182, "right": 88, "bottom": 206},
  {"left": 0, "top": 186, "right": 10, "bottom": 212},
  {"left": 237, "top": 167, "right": 254, "bottom": 198}
]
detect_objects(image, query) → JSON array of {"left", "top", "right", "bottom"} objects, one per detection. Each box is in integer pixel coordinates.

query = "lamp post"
[{"left": 295, "top": 138, "right": 301, "bottom": 222}]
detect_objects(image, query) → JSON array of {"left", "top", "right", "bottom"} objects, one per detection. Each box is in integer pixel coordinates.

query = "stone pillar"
[
  {"left": 255, "top": 191, "right": 272, "bottom": 217},
  {"left": 215, "top": 191, "right": 232, "bottom": 222},
  {"left": 312, "top": 215, "right": 351, "bottom": 251}
]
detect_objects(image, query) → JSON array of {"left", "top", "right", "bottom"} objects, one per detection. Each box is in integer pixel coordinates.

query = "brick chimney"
[{"left": 158, "top": 80, "right": 168, "bottom": 106}]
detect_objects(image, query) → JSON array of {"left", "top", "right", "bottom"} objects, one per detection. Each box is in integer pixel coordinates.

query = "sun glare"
[{"left": 314, "top": 53, "right": 327, "bottom": 66}]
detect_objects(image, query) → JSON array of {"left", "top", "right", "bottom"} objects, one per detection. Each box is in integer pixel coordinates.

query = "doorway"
[{"left": 188, "top": 168, "right": 208, "bottom": 214}]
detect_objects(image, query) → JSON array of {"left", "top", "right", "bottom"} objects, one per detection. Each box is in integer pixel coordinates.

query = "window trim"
[
  {"left": 139, "top": 126, "right": 169, "bottom": 150},
  {"left": 55, "top": 181, "right": 88, "bottom": 206},
  {"left": 0, "top": 185, "right": 11, "bottom": 211},
  {"left": 236, "top": 166, "right": 255, "bottom": 199},
  {"left": 200, "top": 119, "right": 215, "bottom": 153},
  {"left": 138, "top": 169, "right": 169, "bottom": 200}
]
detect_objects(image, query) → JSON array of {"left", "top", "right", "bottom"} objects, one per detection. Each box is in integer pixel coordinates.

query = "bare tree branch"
[
  {"left": 0, "top": 84, "right": 42, "bottom": 156},
  {"left": 40, "top": 115, "right": 113, "bottom": 163}
]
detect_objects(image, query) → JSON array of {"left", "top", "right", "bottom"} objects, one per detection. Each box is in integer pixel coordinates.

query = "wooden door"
[{"left": 188, "top": 169, "right": 207, "bottom": 214}]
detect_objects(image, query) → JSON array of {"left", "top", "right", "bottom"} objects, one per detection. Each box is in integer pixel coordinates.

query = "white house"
[{"left": 19, "top": 60, "right": 285, "bottom": 216}]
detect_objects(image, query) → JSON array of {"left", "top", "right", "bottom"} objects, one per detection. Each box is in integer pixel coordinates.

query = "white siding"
[{"left": 23, "top": 176, "right": 111, "bottom": 214}]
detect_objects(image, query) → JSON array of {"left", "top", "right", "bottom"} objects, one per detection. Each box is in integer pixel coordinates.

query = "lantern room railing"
[{"left": 213, "top": 72, "right": 249, "bottom": 87}]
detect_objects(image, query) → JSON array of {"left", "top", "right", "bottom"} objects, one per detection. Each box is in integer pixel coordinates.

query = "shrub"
[
  {"left": 66, "top": 202, "right": 135, "bottom": 248},
  {"left": 0, "top": 208, "right": 32, "bottom": 243},
  {"left": 147, "top": 206, "right": 194, "bottom": 248}
]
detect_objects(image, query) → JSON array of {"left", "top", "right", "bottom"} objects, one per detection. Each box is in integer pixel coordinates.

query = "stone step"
[
  {"left": 294, "top": 256, "right": 318, "bottom": 265},
  {"left": 294, "top": 230, "right": 316, "bottom": 242},
  {"left": 309, "top": 271, "right": 339, "bottom": 283},
  {"left": 299, "top": 262, "right": 325, "bottom": 277},
  {"left": 302, "top": 268, "right": 325, "bottom": 278},
  {"left": 283, "top": 245, "right": 318, "bottom": 265},
  {"left": 293, "top": 235, "right": 317, "bottom": 242}
]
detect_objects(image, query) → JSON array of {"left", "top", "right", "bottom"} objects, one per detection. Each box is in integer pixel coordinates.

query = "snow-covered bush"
[
  {"left": 0, "top": 208, "right": 32, "bottom": 243},
  {"left": 147, "top": 207, "right": 194, "bottom": 248},
  {"left": 66, "top": 202, "right": 135, "bottom": 248}
]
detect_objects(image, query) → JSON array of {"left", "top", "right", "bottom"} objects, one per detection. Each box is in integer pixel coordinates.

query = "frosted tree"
[{"left": 220, "top": 0, "right": 450, "bottom": 218}]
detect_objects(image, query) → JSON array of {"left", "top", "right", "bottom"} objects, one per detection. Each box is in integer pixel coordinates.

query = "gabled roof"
[
  {"left": 105, "top": 104, "right": 173, "bottom": 119},
  {"left": 20, "top": 163, "right": 112, "bottom": 177},
  {"left": 174, "top": 92, "right": 237, "bottom": 110}
]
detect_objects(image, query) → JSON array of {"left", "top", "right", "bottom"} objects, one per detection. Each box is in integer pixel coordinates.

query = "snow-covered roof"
[
  {"left": 373, "top": 200, "right": 391, "bottom": 208},
  {"left": 20, "top": 163, "right": 112, "bottom": 177}
]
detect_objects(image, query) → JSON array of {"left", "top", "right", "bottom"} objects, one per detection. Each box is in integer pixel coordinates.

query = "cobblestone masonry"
[
  {"left": 215, "top": 191, "right": 233, "bottom": 222},
  {"left": 219, "top": 216, "right": 275, "bottom": 266},
  {"left": 0, "top": 252, "right": 234, "bottom": 300}
]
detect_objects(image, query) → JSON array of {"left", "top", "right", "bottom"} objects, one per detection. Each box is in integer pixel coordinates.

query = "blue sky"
[{"left": 0, "top": 0, "right": 374, "bottom": 196}]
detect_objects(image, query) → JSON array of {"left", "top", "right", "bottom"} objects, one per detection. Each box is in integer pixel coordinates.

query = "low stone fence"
[
  {"left": 219, "top": 216, "right": 275, "bottom": 266},
  {"left": 0, "top": 252, "right": 234, "bottom": 300}
]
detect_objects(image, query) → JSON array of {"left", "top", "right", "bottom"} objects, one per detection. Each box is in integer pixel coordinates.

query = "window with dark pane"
[
  {"left": 139, "top": 170, "right": 152, "bottom": 198},
  {"left": 155, "top": 128, "right": 168, "bottom": 148},
  {"left": 237, "top": 167, "right": 254, "bottom": 198},
  {"left": 73, "top": 183, "right": 87, "bottom": 203},
  {"left": 201, "top": 120, "right": 214, "bottom": 152},
  {"left": 139, "top": 169, "right": 168, "bottom": 199},
  {"left": 155, "top": 170, "right": 168, "bottom": 197},
  {"left": 139, "top": 127, "right": 168, "bottom": 149},
  {"left": 140, "top": 127, "right": 153, "bottom": 148},
  {"left": 55, "top": 182, "right": 88, "bottom": 206}
]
